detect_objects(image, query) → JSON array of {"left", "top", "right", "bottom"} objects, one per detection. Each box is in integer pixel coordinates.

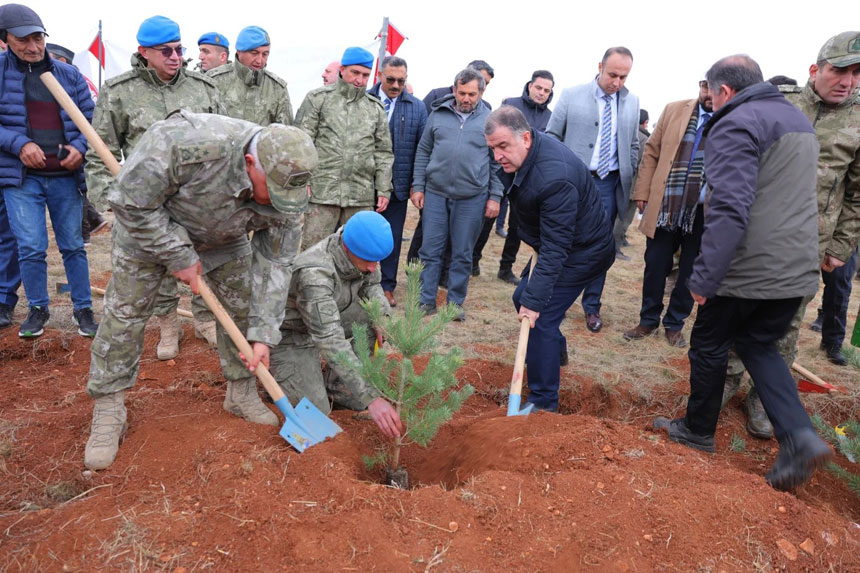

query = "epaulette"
[
  {"left": 365, "top": 92, "right": 385, "bottom": 109},
  {"left": 263, "top": 69, "right": 288, "bottom": 88},
  {"left": 778, "top": 84, "right": 803, "bottom": 94},
  {"left": 185, "top": 69, "right": 217, "bottom": 88},
  {"left": 207, "top": 64, "right": 232, "bottom": 79},
  {"left": 305, "top": 85, "right": 335, "bottom": 98},
  {"left": 102, "top": 68, "right": 140, "bottom": 88}
]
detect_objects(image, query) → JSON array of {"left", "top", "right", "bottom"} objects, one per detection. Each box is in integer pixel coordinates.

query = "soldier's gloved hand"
[
  {"left": 172, "top": 261, "right": 203, "bottom": 294},
  {"left": 239, "top": 342, "right": 271, "bottom": 373},
  {"left": 367, "top": 397, "right": 402, "bottom": 438}
]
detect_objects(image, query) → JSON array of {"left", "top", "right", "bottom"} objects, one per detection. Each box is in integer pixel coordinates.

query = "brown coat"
[{"left": 632, "top": 99, "right": 698, "bottom": 238}]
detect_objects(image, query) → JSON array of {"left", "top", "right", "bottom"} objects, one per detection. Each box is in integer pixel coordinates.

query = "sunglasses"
[
  {"left": 383, "top": 76, "right": 407, "bottom": 86},
  {"left": 151, "top": 45, "right": 185, "bottom": 58}
]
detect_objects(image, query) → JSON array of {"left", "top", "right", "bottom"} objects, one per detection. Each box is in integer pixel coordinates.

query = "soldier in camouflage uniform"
[
  {"left": 295, "top": 46, "right": 394, "bottom": 249},
  {"left": 84, "top": 16, "right": 223, "bottom": 357},
  {"left": 84, "top": 111, "right": 317, "bottom": 470},
  {"left": 207, "top": 26, "right": 292, "bottom": 126},
  {"left": 723, "top": 31, "right": 860, "bottom": 438},
  {"left": 265, "top": 212, "right": 402, "bottom": 438},
  {"left": 197, "top": 32, "right": 229, "bottom": 73}
]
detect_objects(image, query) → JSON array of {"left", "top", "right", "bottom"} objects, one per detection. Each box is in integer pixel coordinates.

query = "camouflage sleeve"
[
  {"left": 277, "top": 85, "right": 294, "bottom": 126},
  {"left": 827, "top": 152, "right": 860, "bottom": 260},
  {"left": 358, "top": 267, "right": 392, "bottom": 317},
  {"left": 107, "top": 132, "right": 199, "bottom": 273},
  {"left": 295, "top": 270, "right": 381, "bottom": 409},
  {"left": 84, "top": 87, "right": 125, "bottom": 210},
  {"left": 295, "top": 94, "right": 320, "bottom": 140},
  {"left": 246, "top": 214, "right": 302, "bottom": 345},
  {"left": 373, "top": 106, "right": 394, "bottom": 199}
]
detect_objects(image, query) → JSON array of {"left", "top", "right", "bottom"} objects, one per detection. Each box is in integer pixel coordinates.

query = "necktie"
[
  {"left": 688, "top": 113, "right": 711, "bottom": 168},
  {"left": 383, "top": 97, "right": 391, "bottom": 114},
  {"left": 596, "top": 94, "right": 613, "bottom": 179}
]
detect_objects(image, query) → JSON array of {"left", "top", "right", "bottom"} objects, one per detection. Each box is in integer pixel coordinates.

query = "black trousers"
[
  {"left": 685, "top": 296, "right": 812, "bottom": 441},
  {"left": 498, "top": 206, "right": 521, "bottom": 271}
]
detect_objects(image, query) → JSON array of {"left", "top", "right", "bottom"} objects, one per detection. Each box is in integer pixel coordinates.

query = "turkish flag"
[
  {"left": 88, "top": 35, "right": 105, "bottom": 68},
  {"left": 385, "top": 23, "right": 405, "bottom": 55}
]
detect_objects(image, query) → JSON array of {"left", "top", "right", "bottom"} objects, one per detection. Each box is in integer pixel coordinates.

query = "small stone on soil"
[
  {"left": 778, "top": 506, "right": 786, "bottom": 513},
  {"left": 776, "top": 538, "right": 798, "bottom": 561},
  {"left": 800, "top": 539, "right": 815, "bottom": 556},
  {"left": 643, "top": 534, "right": 653, "bottom": 542},
  {"left": 449, "top": 521, "right": 459, "bottom": 532}
]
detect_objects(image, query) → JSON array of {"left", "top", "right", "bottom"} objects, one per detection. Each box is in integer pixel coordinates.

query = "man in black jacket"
[{"left": 485, "top": 106, "right": 614, "bottom": 412}]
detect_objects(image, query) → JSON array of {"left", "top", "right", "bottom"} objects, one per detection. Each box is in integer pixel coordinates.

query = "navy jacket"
[
  {"left": 501, "top": 131, "right": 615, "bottom": 311},
  {"left": 501, "top": 82, "right": 553, "bottom": 132},
  {"left": 422, "top": 85, "right": 492, "bottom": 115},
  {"left": 0, "top": 50, "right": 94, "bottom": 189},
  {"left": 367, "top": 84, "right": 428, "bottom": 201}
]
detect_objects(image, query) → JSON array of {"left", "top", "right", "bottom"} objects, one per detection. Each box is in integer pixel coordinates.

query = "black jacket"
[
  {"left": 501, "top": 82, "right": 554, "bottom": 132},
  {"left": 500, "top": 131, "right": 615, "bottom": 311}
]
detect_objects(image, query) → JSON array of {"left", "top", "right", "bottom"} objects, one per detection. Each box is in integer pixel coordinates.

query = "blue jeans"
[
  {"left": 3, "top": 175, "right": 92, "bottom": 310},
  {"left": 0, "top": 193, "right": 21, "bottom": 308},
  {"left": 419, "top": 191, "right": 486, "bottom": 306},
  {"left": 581, "top": 171, "right": 619, "bottom": 314},
  {"left": 820, "top": 250, "right": 858, "bottom": 349},
  {"left": 513, "top": 267, "right": 585, "bottom": 410}
]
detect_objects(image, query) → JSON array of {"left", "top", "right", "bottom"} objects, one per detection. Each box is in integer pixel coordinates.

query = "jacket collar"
[
  {"left": 131, "top": 52, "right": 184, "bottom": 87},
  {"left": 368, "top": 83, "right": 417, "bottom": 105},
  {"left": 802, "top": 78, "right": 857, "bottom": 110},
  {"left": 8, "top": 49, "right": 51, "bottom": 73},
  {"left": 335, "top": 77, "right": 366, "bottom": 102},
  {"left": 512, "top": 129, "right": 540, "bottom": 187},
  {"left": 518, "top": 81, "right": 553, "bottom": 111},
  {"left": 591, "top": 77, "right": 628, "bottom": 101},
  {"left": 704, "top": 82, "right": 782, "bottom": 136},
  {"left": 234, "top": 59, "right": 263, "bottom": 86}
]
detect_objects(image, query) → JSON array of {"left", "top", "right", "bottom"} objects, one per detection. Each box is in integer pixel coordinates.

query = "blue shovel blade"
[
  {"left": 274, "top": 396, "right": 342, "bottom": 453},
  {"left": 506, "top": 394, "right": 535, "bottom": 417}
]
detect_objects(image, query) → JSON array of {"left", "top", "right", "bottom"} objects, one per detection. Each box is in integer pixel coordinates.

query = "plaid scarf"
[{"left": 656, "top": 109, "right": 706, "bottom": 234}]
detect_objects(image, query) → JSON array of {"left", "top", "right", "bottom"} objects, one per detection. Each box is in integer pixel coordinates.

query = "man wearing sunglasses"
[
  {"left": 84, "top": 111, "right": 317, "bottom": 471},
  {"left": 208, "top": 26, "right": 293, "bottom": 127},
  {"left": 85, "top": 15, "right": 223, "bottom": 360}
]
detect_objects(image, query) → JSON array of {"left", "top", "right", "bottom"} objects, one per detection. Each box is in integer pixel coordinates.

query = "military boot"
[
  {"left": 194, "top": 319, "right": 218, "bottom": 348},
  {"left": 720, "top": 372, "right": 743, "bottom": 409},
  {"left": 156, "top": 311, "right": 183, "bottom": 360},
  {"left": 223, "top": 379, "right": 279, "bottom": 426},
  {"left": 743, "top": 387, "right": 774, "bottom": 439},
  {"left": 84, "top": 391, "right": 128, "bottom": 470}
]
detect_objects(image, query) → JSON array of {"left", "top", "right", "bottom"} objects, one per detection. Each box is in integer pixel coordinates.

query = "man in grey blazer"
[{"left": 546, "top": 47, "right": 640, "bottom": 332}]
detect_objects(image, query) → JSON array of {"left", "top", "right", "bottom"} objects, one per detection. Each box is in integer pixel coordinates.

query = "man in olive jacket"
[{"left": 296, "top": 46, "right": 394, "bottom": 249}]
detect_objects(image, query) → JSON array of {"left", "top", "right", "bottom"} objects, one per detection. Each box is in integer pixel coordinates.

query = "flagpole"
[
  {"left": 374, "top": 16, "right": 388, "bottom": 83},
  {"left": 97, "top": 20, "right": 103, "bottom": 88}
]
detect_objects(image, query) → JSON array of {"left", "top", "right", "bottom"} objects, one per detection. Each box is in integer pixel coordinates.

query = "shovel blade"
[
  {"left": 274, "top": 396, "right": 342, "bottom": 453},
  {"left": 506, "top": 394, "right": 534, "bottom": 417}
]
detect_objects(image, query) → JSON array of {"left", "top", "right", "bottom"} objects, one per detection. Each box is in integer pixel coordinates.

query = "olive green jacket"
[{"left": 208, "top": 60, "right": 293, "bottom": 126}]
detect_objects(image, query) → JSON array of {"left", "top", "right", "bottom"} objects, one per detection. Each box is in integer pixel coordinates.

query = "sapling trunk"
[{"left": 390, "top": 358, "right": 407, "bottom": 470}]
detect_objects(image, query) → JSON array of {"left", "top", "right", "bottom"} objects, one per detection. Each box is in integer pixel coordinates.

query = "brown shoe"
[
  {"left": 585, "top": 313, "right": 602, "bottom": 333},
  {"left": 384, "top": 290, "right": 396, "bottom": 307},
  {"left": 623, "top": 324, "right": 656, "bottom": 341},
  {"left": 664, "top": 329, "right": 687, "bottom": 348}
]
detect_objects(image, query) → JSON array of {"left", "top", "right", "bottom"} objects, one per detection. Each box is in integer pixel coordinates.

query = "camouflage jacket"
[
  {"left": 784, "top": 82, "right": 860, "bottom": 261},
  {"left": 108, "top": 111, "right": 300, "bottom": 346},
  {"left": 85, "top": 53, "right": 222, "bottom": 209},
  {"left": 295, "top": 78, "right": 393, "bottom": 206},
  {"left": 208, "top": 60, "right": 293, "bottom": 126},
  {"left": 280, "top": 230, "right": 391, "bottom": 409}
]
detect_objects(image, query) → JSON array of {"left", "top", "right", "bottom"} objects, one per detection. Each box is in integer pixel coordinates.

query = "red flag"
[
  {"left": 385, "top": 23, "right": 405, "bottom": 55},
  {"left": 88, "top": 35, "right": 105, "bottom": 68}
]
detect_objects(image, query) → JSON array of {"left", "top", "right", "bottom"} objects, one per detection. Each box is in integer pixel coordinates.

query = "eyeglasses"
[
  {"left": 383, "top": 75, "right": 407, "bottom": 86},
  {"left": 151, "top": 45, "right": 185, "bottom": 58}
]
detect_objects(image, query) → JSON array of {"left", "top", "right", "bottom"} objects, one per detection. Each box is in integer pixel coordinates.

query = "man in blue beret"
[
  {"left": 85, "top": 14, "right": 223, "bottom": 358},
  {"left": 197, "top": 32, "right": 229, "bottom": 73},
  {"left": 255, "top": 211, "right": 402, "bottom": 439},
  {"left": 208, "top": 25, "right": 292, "bottom": 126},
  {"left": 296, "top": 46, "right": 394, "bottom": 249}
]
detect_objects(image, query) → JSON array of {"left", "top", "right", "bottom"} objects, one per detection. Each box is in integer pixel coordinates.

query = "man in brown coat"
[{"left": 624, "top": 80, "right": 713, "bottom": 347}]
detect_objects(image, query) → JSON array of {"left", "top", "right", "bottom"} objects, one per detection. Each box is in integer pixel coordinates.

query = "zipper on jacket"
[
  {"left": 823, "top": 177, "right": 838, "bottom": 212},
  {"left": 400, "top": 115, "right": 405, "bottom": 138}
]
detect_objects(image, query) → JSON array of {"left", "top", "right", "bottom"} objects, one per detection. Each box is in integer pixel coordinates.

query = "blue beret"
[
  {"left": 136, "top": 15, "right": 180, "bottom": 48},
  {"left": 198, "top": 32, "right": 229, "bottom": 48},
  {"left": 236, "top": 26, "right": 270, "bottom": 51},
  {"left": 343, "top": 212, "right": 393, "bottom": 262},
  {"left": 341, "top": 46, "right": 374, "bottom": 69}
]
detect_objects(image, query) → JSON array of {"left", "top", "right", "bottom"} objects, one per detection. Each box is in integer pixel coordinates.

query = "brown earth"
[{"left": 2, "top": 324, "right": 860, "bottom": 572}]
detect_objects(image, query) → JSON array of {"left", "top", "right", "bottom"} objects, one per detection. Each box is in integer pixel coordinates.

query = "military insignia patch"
[
  {"left": 314, "top": 300, "right": 340, "bottom": 325},
  {"left": 850, "top": 36, "right": 860, "bottom": 53}
]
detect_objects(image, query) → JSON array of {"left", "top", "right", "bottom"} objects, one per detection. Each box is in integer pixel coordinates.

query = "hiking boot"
[
  {"left": 84, "top": 391, "right": 128, "bottom": 470},
  {"left": 194, "top": 319, "right": 218, "bottom": 348},
  {"left": 653, "top": 416, "right": 715, "bottom": 453},
  {"left": 497, "top": 268, "right": 520, "bottom": 285},
  {"left": 0, "top": 303, "right": 12, "bottom": 329},
  {"left": 223, "top": 379, "right": 278, "bottom": 426},
  {"left": 19, "top": 306, "right": 49, "bottom": 338},
  {"left": 809, "top": 310, "right": 823, "bottom": 333},
  {"left": 721, "top": 373, "right": 743, "bottom": 409},
  {"left": 418, "top": 303, "right": 437, "bottom": 316},
  {"left": 821, "top": 343, "right": 847, "bottom": 366},
  {"left": 156, "top": 311, "right": 183, "bottom": 360},
  {"left": 664, "top": 328, "right": 687, "bottom": 348},
  {"left": 623, "top": 323, "right": 655, "bottom": 341},
  {"left": 73, "top": 307, "right": 99, "bottom": 338},
  {"left": 765, "top": 427, "right": 833, "bottom": 491},
  {"left": 743, "top": 388, "right": 773, "bottom": 439}
]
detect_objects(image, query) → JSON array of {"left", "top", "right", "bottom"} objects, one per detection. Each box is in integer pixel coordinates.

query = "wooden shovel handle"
[
  {"left": 792, "top": 362, "right": 836, "bottom": 391},
  {"left": 40, "top": 71, "right": 122, "bottom": 177},
  {"left": 196, "top": 277, "right": 286, "bottom": 402},
  {"left": 510, "top": 317, "right": 531, "bottom": 396}
]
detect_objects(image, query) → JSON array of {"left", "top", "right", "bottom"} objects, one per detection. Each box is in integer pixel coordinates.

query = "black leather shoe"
[
  {"left": 765, "top": 428, "right": 832, "bottom": 491},
  {"left": 0, "top": 303, "right": 12, "bottom": 329},
  {"left": 821, "top": 343, "right": 847, "bottom": 366},
  {"left": 497, "top": 268, "right": 520, "bottom": 285},
  {"left": 653, "top": 416, "right": 715, "bottom": 453},
  {"left": 585, "top": 313, "right": 602, "bottom": 333}
]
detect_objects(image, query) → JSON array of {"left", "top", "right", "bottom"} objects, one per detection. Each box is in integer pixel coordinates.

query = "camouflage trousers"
[
  {"left": 87, "top": 246, "right": 254, "bottom": 398},
  {"left": 301, "top": 204, "right": 369, "bottom": 251},
  {"left": 152, "top": 275, "right": 213, "bottom": 324},
  {"left": 726, "top": 294, "right": 815, "bottom": 383}
]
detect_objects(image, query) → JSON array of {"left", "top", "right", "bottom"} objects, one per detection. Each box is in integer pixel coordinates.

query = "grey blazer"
[{"left": 546, "top": 79, "right": 640, "bottom": 209}]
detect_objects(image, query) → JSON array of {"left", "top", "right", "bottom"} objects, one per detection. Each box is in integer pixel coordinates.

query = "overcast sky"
[{"left": 27, "top": 0, "right": 847, "bottom": 124}]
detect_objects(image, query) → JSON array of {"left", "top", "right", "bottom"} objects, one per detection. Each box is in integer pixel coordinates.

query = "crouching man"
[
  {"left": 84, "top": 111, "right": 317, "bottom": 470},
  {"left": 247, "top": 211, "right": 402, "bottom": 438}
]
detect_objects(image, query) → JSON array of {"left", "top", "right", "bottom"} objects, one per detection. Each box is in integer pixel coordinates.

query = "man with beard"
[{"left": 624, "top": 80, "right": 713, "bottom": 348}]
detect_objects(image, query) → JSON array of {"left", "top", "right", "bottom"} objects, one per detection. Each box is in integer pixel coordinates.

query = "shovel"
[
  {"left": 196, "top": 277, "right": 342, "bottom": 452},
  {"left": 507, "top": 256, "right": 536, "bottom": 417},
  {"left": 792, "top": 361, "right": 848, "bottom": 395}
]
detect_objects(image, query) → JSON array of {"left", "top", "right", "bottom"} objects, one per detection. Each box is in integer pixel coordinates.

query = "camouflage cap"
[
  {"left": 818, "top": 31, "right": 860, "bottom": 68},
  {"left": 256, "top": 125, "right": 318, "bottom": 214}
]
